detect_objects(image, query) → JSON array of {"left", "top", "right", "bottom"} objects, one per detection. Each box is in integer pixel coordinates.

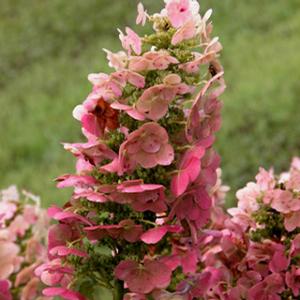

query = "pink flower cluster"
[
  {"left": 40, "top": 0, "right": 226, "bottom": 299},
  {"left": 197, "top": 158, "right": 300, "bottom": 299},
  {"left": 0, "top": 186, "right": 50, "bottom": 300}
]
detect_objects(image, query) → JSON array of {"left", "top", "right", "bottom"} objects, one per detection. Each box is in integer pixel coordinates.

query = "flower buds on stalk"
[{"left": 42, "top": 0, "right": 226, "bottom": 299}]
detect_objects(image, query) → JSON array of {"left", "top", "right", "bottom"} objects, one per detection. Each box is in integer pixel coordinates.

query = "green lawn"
[{"left": 1, "top": 0, "right": 300, "bottom": 207}]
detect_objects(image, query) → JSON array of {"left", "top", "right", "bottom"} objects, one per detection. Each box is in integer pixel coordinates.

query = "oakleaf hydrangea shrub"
[
  {"left": 201, "top": 158, "right": 300, "bottom": 299},
  {"left": 0, "top": 186, "right": 50, "bottom": 300},
  {"left": 39, "top": 0, "right": 227, "bottom": 299}
]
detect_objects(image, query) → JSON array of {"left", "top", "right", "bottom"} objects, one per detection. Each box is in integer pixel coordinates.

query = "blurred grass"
[{"left": 0, "top": 0, "right": 300, "bottom": 207}]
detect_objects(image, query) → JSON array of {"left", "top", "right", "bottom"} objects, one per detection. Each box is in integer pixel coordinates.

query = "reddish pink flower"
[
  {"left": 119, "top": 123, "right": 174, "bottom": 172},
  {"left": 84, "top": 220, "right": 143, "bottom": 243},
  {"left": 49, "top": 246, "right": 88, "bottom": 259},
  {"left": 119, "top": 27, "right": 142, "bottom": 55},
  {"left": 163, "top": 241, "right": 200, "bottom": 274},
  {"left": 115, "top": 259, "right": 172, "bottom": 294},
  {"left": 117, "top": 181, "right": 167, "bottom": 212},
  {"left": 171, "top": 137, "right": 213, "bottom": 197},
  {"left": 248, "top": 273, "right": 285, "bottom": 300},
  {"left": 35, "top": 259, "right": 73, "bottom": 287},
  {"left": 176, "top": 271, "right": 215, "bottom": 298},
  {"left": 43, "top": 287, "right": 85, "bottom": 300},
  {"left": 170, "top": 188, "right": 212, "bottom": 229},
  {"left": 73, "top": 97, "right": 119, "bottom": 138},
  {"left": 286, "top": 266, "right": 300, "bottom": 297},
  {"left": 0, "top": 280, "right": 12, "bottom": 300},
  {"left": 48, "top": 224, "right": 80, "bottom": 258},
  {"left": 140, "top": 225, "right": 182, "bottom": 244},
  {"left": 56, "top": 174, "right": 97, "bottom": 189},
  {"left": 48, "top": 206, "right": 93, "bottom": 226}
]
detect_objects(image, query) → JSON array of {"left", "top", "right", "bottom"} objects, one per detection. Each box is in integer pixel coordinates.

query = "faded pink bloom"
[
  {"left": 179, "top": 38, "right": 222, "bottom": 74},
  {"left": 20, "top": 277, "right": 41, "bottom": 300},
  {"left": 229, "top": 182, "right": 261, "bottom": 217},
  {"left": 129, "top": 51, "right": 179, "bottom": 72},
  {"left": 270, "top": 190, "right": 300, "bottom": 213},
  {"left": 136, "top": 3, "right": 147, "bottom": 26},
  {"left": 0, "top": 201, "right": 17, "bottom": 226},
  {"left": 165, "top": 0, "right": 195, "bottom": 28},
  {"left": 103, "top": 49, "right": 127, "bottom": 70},
  {"left": 171, "top": 19, "right": 197, "bottom": 45},
  {"left": 284, "top": 210, "right": 300, "bottom": 232},
  {"left": 110, "top": 102, "right": 145, "bottom": 121},
  {"left": 0, "top": 241, "right": 23, "bottom": 279},
  {"left": 119, "top": 122, "right": 174, "bottom": 172},
  {"left": 84, "top": 220, "right": 143, "bottom": 243},
  {"left": 1, "top": 185, "right": 19, "bottom": 202},
  {"left": 286, "top": 266, "right": 300, "bottom": 297},
  {"left": 115, "top": 259, "right": 172, "bottom": 294},
  {"left": 15, "top": 263, "right": 39, "bottom": 287},
  {"left": 248, "top": 273, "right": 285, "bottom": 300},
  {"left": 119, "top": 27, "right": 142, "bottom": 55},
  {"left": 143, "top": 50, "right": 179, "bottom": 70},
  {"left": 136, "top": 85, "right": 176, "bottom": 121},
  {"left": 255, "top": 167, "right": 276, "bottom": 191}
]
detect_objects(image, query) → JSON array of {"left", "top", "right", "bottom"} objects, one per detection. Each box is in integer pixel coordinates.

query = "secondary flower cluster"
[
  {"left": 40, "top": 0, "right": 226, "bottom": 299},
  {"left": 0, "top": 186, "right": 50, "bottom": 300},
  {"left": 197, "top": 158, "right": 300, "bottom": 299}
]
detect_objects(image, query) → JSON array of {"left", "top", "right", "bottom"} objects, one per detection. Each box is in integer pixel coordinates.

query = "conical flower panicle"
[{"left": 41, "top": 1, "right": 226, "bottom": 299}]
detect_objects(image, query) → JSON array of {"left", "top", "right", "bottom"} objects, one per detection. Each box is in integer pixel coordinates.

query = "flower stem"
[{"left": 112, "top": 280, "right": 124, "bottom": 300}]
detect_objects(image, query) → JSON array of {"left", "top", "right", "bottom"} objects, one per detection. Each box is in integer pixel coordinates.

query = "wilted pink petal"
[
  {"left": 49, "top": 246, "right": 88, "bottom": 258},
  {"left": 42, "top": 287, "right": 86, "bottom": 300},
  {"left": 136, "top": 3, "right": 147, "bottom": 26},
  {"left": 171, "top": 19, "right": 197, "bottom": 45},
  {"left": 140, "top": 225, "right": 182, "bottom": 244},
  {"left": 119, "top": 27, "right": 142, "bottom": 55}
]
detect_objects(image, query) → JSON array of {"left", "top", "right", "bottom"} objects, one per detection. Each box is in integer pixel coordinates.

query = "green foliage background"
[{"left": 1, "top": 0, "right": 300, "bottom": 207}]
